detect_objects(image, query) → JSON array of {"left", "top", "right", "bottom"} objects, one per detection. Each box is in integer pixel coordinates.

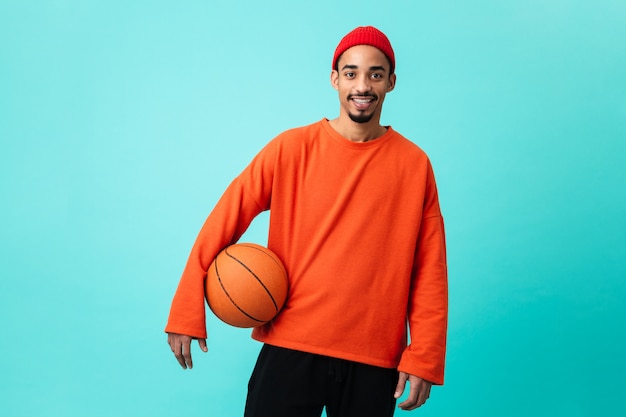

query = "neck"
[{"left": 328, "top": 115, "right": 387, "bottom": 143}]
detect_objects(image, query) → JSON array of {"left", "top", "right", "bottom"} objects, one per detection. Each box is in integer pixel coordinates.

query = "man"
[{"left": 166, "top": 26, "right": 448, "bottom": 416}]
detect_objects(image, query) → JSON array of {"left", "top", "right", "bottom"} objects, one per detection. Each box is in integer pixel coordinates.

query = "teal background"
[{"left": 1, "top": 1, "right": 625, "bottom": 416}]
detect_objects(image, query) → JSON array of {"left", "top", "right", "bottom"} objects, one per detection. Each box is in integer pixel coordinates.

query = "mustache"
[{"left": 348, "top": 93, "right": 378, "bottom": 100}]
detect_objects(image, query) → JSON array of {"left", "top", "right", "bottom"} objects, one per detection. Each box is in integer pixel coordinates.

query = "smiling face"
[{"left": 331, "top": 45, "right": 396, "bottom": 125}]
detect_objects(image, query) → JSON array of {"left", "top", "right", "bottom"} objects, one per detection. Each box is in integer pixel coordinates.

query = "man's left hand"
[{"left": 394, "top": 371, "right": 432, "bottom": 410}]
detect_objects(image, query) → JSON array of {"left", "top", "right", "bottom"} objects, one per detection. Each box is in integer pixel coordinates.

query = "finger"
[
  {"left": 397, "top": 391, "right": 418, "bottom": 410},
  {"left": 198, "top": 338, "right": 208, "bottom": 352},
  {"left": 394, "top": 371, "right": 408, "bottom": 399},
  {"left": 168, "top": 334, "right": 189, "bottom": 369},
  {"left": 397, "top": 376, "right": 419, "bottom": 410},
  {"left": 182, "top": 338, "right": 193, "bottom": 369},
  {"left": 173, "top": 341, "right": 187, "bottom": 369}
]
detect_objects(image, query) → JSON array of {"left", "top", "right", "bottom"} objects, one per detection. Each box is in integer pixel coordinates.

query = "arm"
[
  {"left": 398, "top": 161, "right": 448, "bottom": 386},
  {"left": 164, "top": 141, "right": 278, "bottom": 368},
  {"left": 165, "top": 179, "right": 267, "bottom": 339}
]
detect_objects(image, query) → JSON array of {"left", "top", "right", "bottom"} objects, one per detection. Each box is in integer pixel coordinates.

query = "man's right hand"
[{"left": 167, "top": 332, "right": 208, "bottom": 369}]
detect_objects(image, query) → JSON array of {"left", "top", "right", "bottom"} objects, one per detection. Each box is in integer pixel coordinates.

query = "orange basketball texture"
[{"left": 205, "top": 243, "right": 288, "bottom": 328}]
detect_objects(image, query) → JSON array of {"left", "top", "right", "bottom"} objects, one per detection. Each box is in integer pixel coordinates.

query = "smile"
[{"left": 350, "top": 95, "right": 377, "bottom": 110}]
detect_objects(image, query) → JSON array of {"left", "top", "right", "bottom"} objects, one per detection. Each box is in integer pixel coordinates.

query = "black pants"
[{"left": 244, "top": 344, "right": 398, "bottom": 417}]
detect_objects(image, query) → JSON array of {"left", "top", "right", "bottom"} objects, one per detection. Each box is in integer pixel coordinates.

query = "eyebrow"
[{"left": 340, "top": 64, "right": 387, "bottom": 72}]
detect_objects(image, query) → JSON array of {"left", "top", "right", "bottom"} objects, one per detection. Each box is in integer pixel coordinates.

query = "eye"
[
  {"left": 371, "top": 73, "right": 383, "bottom": 80},
  {"left": 344, "top": 72, "right": 356, "bottom": 79}
]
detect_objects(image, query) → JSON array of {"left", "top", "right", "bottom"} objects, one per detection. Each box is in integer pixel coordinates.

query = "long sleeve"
[
  {"left": 398, "top": 162, "right": 448, "bottom": 385},
  {"left": 165, "top": 145, "right": 275, "bottom": 338}
]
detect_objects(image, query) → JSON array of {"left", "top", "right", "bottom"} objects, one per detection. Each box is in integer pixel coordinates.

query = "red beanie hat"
[{"left": 332, "top": 26, "right": 395, "bottom": 73}]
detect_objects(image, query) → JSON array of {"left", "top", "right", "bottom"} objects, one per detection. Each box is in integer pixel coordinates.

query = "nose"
[{"left": 355, "top": 74, "right": 372, "bottom": 94}]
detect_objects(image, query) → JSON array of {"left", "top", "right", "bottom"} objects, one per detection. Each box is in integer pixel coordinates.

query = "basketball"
[{"left": 205, "top": 243, "right": 289, "bottom": 328}]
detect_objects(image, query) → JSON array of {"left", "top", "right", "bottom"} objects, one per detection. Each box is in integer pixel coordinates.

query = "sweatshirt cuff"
[{"left": 398, "top": 350, "right": 445, "bottom": 385}]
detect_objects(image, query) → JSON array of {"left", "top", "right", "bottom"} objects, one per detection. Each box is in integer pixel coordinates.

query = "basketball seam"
[
  {"left": 238, "top": 244, "right": 288, "bottom": 288},
  {"left": 214, "top": 258, "right": 266, "bottom": 324},
  {"left": 225, "top": 246, "right": 281, "bottom": 312}
]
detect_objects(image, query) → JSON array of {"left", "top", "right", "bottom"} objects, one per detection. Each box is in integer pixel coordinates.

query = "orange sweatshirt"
[{"left": 165, "top": 119, "right": 448, "bottom": 384}]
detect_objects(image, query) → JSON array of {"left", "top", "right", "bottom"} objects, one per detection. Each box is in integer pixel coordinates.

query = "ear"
[
  {"left": 387, "top": 73, "right": 396, "bottom": 92},
  {"left": 330, "top": 70, "right": 339, "bottom": 90}
]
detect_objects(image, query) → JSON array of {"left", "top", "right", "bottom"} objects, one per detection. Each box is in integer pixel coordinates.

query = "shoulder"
[
  {"left": 262, "top": 120, "right": 324, "bottom": 155},
  {"left": 272, "top": 120, "right": 324, "bottom": 143},
  {"left": 387, "top": 128, "right": 430, "bottom": 161},
  {"left": 245, "top": 120, "right": 323, "bottom": 171}
]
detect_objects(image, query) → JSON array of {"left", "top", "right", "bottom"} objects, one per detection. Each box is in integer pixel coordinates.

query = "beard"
[{"left": 348, "top": 111, "right": 375, "bottom": 123}]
